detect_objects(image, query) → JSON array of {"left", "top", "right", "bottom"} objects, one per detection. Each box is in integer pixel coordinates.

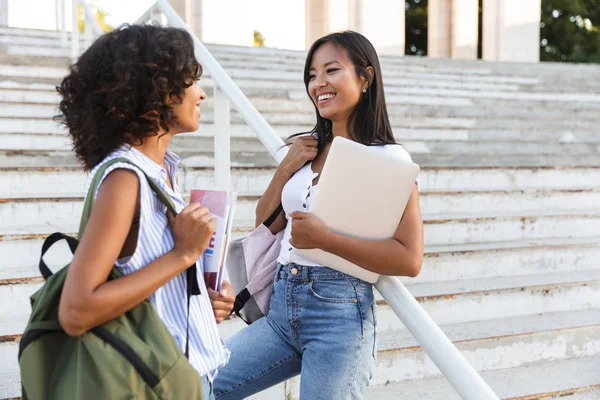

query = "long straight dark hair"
[{"left": 296, "top": 31, "right": 396, "bottom": 154}]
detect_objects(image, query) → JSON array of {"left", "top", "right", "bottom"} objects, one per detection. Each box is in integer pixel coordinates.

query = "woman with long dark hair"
[{"left": 214, "top": 31, "right": 424, "bottom": 400}]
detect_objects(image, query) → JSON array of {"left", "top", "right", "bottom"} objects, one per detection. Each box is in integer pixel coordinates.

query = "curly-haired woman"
[{"left": 56, "top": 24, "right": 233, "bottom": 399}]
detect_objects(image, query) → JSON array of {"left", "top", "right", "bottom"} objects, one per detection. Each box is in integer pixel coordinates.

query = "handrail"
[
  {"left": 1, "top": 0, "right": 8, "bottom": 26},
  {"left": 134, "top": 2, "right": 499, "bottom": 399},
  {"left": 153, "top": 0, "right": 288, "bottom": 164},
  {"left": 57, "top": 0, "right": 103, "bottom": 59},
  {"left": 376, "top": 277, "right": 498, "bottom": 399},
  {"left": 79, "top": 0, "right": 103, "bottom": 37}
]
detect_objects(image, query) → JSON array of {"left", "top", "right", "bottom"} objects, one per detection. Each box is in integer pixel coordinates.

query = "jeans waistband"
[{"left": 275, "top": 263, "right": 368, "bottom": 283}]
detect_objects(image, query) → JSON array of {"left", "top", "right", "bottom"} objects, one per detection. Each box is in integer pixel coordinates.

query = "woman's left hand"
[
  {"left": 289, "top": 211, "right": 329, "bottom": 250},
  {"left": 208, "top": 280, "right": 235, "bottom": 324}
]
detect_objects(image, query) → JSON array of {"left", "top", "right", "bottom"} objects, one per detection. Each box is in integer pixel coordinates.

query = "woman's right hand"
[
  {"left": 280, "top": 135, "right": 318, "bottom": 175},
  {"left": 168, "top": 203, "right": 216, "bottom": 265}
]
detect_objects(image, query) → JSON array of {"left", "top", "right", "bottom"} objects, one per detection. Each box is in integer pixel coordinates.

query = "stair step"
[
  {"left": 3, "top": 193, "right": 600, "bottom": 243},
  {"left": 3, "top": 186, "right": 600, "bottom": 221},
  {"left": 1, "top": 165, "right": 599, "bottom": 197},
  {"left": 366, "top": 355, "right": 600, "bottom": 399},
  {"left": 2, "top": 298, "right": 598, "bottom": 396},
  {"left": 5, "top": 99, "right": 600, "bottom": 124},
  {"left": 3, "top": 268, "right": 599, "bottom": 338}
]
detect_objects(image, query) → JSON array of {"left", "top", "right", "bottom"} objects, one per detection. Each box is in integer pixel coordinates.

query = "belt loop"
[
  {"left": 274, "top": 263, "right": 283, "bottom": 282},
  {"left": 302, "top": 266, "right": 309, "bottom": 284}
]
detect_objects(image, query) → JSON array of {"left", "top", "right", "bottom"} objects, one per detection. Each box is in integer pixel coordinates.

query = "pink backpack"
[{"left": 227, "top": 205, "right": 283, "bottom": 324}]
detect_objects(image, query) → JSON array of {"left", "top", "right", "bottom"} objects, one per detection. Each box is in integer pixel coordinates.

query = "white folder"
[{"left": 295, "top": 137, "right": 420, "bottom": 283}]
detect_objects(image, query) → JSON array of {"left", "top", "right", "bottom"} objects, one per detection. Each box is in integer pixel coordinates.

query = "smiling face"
[
  {"left": 170, "top": 81, "right": 206, "bottom": 134},
  {"left": 307, "top": 42, "right": 368, "bottom": 124}
]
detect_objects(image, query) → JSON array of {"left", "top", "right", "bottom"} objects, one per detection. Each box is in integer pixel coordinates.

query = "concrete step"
[
  {"left": 4, "top": 123, "right": 600, "bottom": 149},
  {"left": 3, "top": 59, "right": 600, "bottom": 105},
  {"left": 5, "top": 80, "right": 600, "bottom": 117},
  {"left": 3, "top": 265, "right": 599, "bottom": 340},
  {"left": 2, "top": 165, "right": 599, "bottom": 198},
  {"left": 6, "top": 98, "right": 600, "bottom": 124},
  {"left": 3, "top": 186, "right": 600, "bottom": 235},
  {"left": 2, "top": 133, "right": 600, "bottom": 160},
  {"left": 2, "top": 147, "right": 600, "bottom": 168},
  {"left": 1, "top": 28, "right": 599, "bottom": 78},
  {"left": 2, "top": 327, "right": 599, "bottom": 400},
  {"left": 1, "top": 275, "right": 598, "bottom": 397},
  {"left": 3, "top": 191, "right": 600, "bottom": 242},
  {"left": 5, "top": 182, "right": 600, "bottom": 214},
  {"left": 4, "top": 79, "right": 600, "bottom": 121},
  {"left": 2, "top": 259, "right": 599, "bottom": 340},
  {"left": 372, "top": 319, "right": 600, "bottom": 386},
  {"left": 366, "top": 355, "right": 600, "bottom": 400}
]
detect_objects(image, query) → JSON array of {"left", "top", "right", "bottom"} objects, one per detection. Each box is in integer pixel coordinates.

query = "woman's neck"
[
  {"left": 331, "top": 119, "right": 351, "bottom": 139},
  {"left": 133, "top": 131, "right": 173, "bottom": 168}
]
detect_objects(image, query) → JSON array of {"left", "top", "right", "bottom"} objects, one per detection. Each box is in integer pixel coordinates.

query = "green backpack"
[{"left": 18, "top": 158, "right": 204, "bottom": 400}]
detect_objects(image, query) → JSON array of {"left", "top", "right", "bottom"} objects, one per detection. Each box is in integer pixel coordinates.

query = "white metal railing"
[
  {"left": 54, "top": 0, "right": 103, "bottom": 61},
  {"left": 143, "top": 3, "right": 498, "bottom": 398},
  {"left": 138, "top": 0, "right": 289, "bottom": 190},
  {"left": 60, "top": 0, "right": 499, "bottom": 398},
  {"left": 0, "top": 0, "right": 8, "bottom": 27}
]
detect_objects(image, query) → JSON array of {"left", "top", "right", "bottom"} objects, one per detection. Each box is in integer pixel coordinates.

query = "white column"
[
  {"left": 199, "top": 0, "right": 252, "bottom": 47},
  {"left": 483, "top": 0, "right": 541, "bottom": 63},
  {"left": 71, "top": 0, "right": 80, "bottom": 60},
  {"left": 168, "top": 0, "right": 187, "bottom": 19},
  {"left": 428, "top": 0, "right": 479, "bottom": 59},
  {"left": 213, "top": 85, "right": 231, "bottom": 191},
  {"left": 305, "top": 0, "right": 330, "bottom": 49},
  {"left": 428, "top": 0, "right": 452, "bottom": 58},
  {"left": 56, "top": 0, "right": 67, "bottom": 47},
  {"left": 452, "top": 0, "right": 479, "bottom": 59},
  {"left": 1, "top": 0, "right": 8, "bottom": 26},
  {"left": 354, "top": 0, "right": 405, "bottom": 56}
]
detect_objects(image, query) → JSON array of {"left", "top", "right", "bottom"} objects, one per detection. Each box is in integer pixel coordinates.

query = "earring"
[{"left": 362, "top": 88, "right": 367, "bottom": 93}]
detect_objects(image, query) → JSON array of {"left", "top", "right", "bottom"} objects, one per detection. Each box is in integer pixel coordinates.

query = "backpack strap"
[
  {"left": 39, "top": 156, "right": 200, "bottom": 358},
  {"left": 229, "top": 204, "right": 283, "bottom": 325}
]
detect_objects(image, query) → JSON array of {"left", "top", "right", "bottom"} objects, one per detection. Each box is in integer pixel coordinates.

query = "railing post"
[
  {"left": 375, "top": 276, "right": 500, "bottom": 400},
  {"left": 150, "top": 6, "right": 162, "bottom": 24},
  {"left": 55, "top": 0, "right": 61, "bottom": 30},
  {"left": 84, "top": 13, "right": 93, "bottom": 48},
  {"left": 213, "top": 84, "right": 231, "bottom": 191},
  {"left": 58, "top": 0, "right": 67, "bottom": 47},
  {"left": 71, "top": 0, "right": 80, "bottom": 60},
  {"left": 0, "top": 0, "right": 8, "bottom": 26}
]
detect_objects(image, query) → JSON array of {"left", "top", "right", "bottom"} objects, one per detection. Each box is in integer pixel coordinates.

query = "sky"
[{"left": 7, "top": 0, "right": 306, "bottom": 50}]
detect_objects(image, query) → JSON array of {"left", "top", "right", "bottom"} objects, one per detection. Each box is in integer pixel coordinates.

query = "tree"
[
  {"left": 405, "top": 0, "right": 427, "bottom": 56},
  {"left": 254, "top": 30, "right": 265, "bottom": 47},
  {"left": 540, "top": 0, "right": 600, "bottom": 63},
  {"left": 78, "top": 3, "right": 113, "bottom": 33}
]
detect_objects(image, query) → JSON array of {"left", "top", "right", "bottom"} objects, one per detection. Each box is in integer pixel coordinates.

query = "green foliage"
[
  {"left": 254, "top": 30, "right": 265, "bottom": 47},
  {"left": 541, "top": 0, "right": 600, "bottom": 63},
  {"left": 78, "top": 2, "right": 113, "bottom": 33},
  {"left": 405, "top": 0, "right": 427, "bottom": 56}
]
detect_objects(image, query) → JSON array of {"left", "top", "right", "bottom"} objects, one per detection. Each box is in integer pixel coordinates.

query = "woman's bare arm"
[
  {"left": 59, "top": 169, "right": 215, "bottom": 336},
  {"left": 255, "top": 136, "right": 318, "bottom": 232},
  {"left": 291, "top": 184, "right": 424, "bottom": 277}
]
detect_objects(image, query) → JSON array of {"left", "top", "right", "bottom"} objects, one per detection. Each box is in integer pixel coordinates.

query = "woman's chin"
[{"left": 318, "top": 109, "right": 335, "bottom": 120}]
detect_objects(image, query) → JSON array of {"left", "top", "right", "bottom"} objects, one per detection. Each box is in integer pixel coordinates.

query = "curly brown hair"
[{"left": 56, "top": 24, "right": 202, "bottom": 170}]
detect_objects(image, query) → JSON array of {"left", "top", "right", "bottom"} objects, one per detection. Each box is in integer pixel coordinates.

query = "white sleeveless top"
[
  {"left": 89, "top": 145, "right": 230, "bottom": 381},
  {"left": 277, "top": 143, "right": 415, "bottom": 266}
]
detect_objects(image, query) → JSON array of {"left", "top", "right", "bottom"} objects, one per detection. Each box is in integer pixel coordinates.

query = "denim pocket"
[{"left": 308, "top": 278, "right": 358, "bottom": 303}]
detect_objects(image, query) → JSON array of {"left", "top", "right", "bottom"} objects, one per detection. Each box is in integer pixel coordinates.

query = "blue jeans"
[
  {"left": 202, "top": 375, "right": 215, "bottom": 400},
  {"left": 214, "top": 264, "right": 377, "bottom": 400}
]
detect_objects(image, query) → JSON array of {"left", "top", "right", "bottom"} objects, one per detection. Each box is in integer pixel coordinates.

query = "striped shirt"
[{"left": 88, "top": 145, "right": 230, "bottom": 381}]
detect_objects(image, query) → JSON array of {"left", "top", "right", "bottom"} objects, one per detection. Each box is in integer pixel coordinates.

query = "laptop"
[{"left": 295, "top": 136, "right": 420, "bottom": 283}]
